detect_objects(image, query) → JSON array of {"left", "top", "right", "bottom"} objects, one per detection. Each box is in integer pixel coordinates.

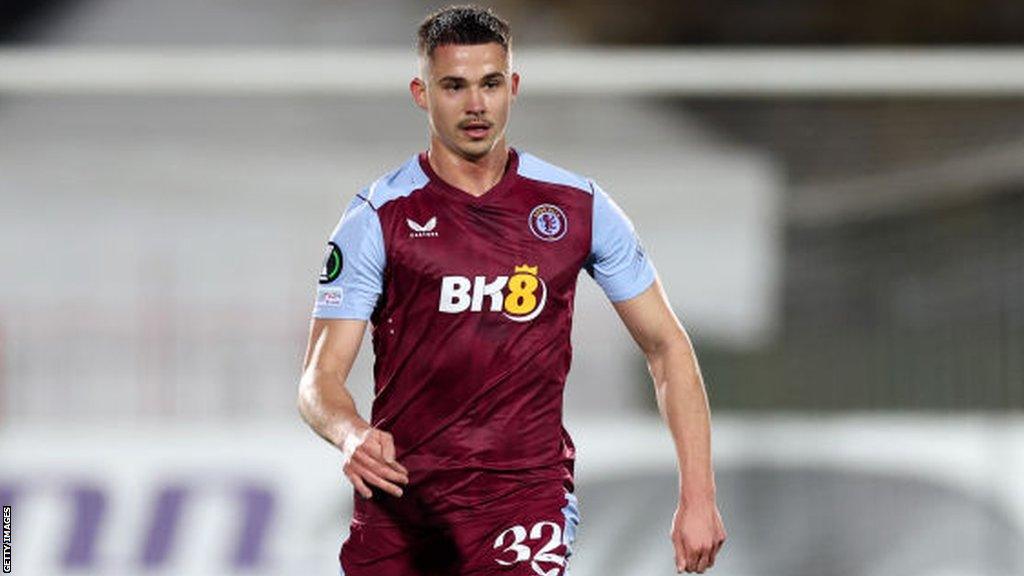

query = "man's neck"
[{"left": 427, "top": 140, "right": 510, "bottom": 197}]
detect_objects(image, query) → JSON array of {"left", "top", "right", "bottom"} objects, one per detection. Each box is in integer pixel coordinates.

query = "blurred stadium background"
[{"left": 2, "top": 1, "right": 1024, "bottom": 575}]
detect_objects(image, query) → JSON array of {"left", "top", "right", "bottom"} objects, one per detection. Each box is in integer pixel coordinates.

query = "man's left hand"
[{"left": 670, "top": 497, "right": 726, "bottom": 573}]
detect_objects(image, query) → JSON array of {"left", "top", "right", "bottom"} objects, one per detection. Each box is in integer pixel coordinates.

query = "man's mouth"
[{"left": 460, "top": 121, "right": 492, "bottom": 139}]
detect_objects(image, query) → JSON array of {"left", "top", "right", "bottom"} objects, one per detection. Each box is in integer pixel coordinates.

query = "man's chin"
[{"left": 455, "top": 139, "right": 498, "bottom": 160}]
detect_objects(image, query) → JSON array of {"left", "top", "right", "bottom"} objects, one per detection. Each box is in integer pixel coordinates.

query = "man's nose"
[{"left": 465, "top": 86, "right": 486, "bottom": 114}]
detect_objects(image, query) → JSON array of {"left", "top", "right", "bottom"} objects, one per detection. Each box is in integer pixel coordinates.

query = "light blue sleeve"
[
  {"left": 587, "top": 182, "right": 657, "bottom": 302},
  {"left": 312, "top": 194, "right": 385, "bottom": 320}
]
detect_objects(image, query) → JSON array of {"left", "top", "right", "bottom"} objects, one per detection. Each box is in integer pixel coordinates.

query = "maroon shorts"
[{"left": 339, "top": 481, "right": 580, "bottom": 576}]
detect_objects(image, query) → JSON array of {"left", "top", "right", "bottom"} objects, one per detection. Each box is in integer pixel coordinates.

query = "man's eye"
[{"left": 444, "top": 84, "right": 461, "bottom": 91}]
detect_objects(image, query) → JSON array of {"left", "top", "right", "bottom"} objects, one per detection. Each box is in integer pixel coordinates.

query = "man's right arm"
[
  {"left": 299, "top": 190, "right": 407, "bottom": 498},
  {"left": 297, "top": 318, "right": 408, "bottom": 498}
]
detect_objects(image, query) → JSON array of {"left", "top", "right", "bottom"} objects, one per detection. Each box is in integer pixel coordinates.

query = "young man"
[{"left": 298, "top": 5, "right": 726, "bottom": 575}]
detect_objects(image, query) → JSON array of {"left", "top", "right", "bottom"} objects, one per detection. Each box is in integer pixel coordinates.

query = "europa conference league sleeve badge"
[{"left": 319, "top": 242, "right": 343, "bottom": 284}]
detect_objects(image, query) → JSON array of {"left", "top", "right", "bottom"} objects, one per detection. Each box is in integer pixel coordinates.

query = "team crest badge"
[{"left": 528, "top": 204, "right": 567, "bottom": 242}]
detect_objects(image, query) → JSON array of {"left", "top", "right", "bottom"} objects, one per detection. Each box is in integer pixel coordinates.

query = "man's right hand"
[{"left": 340, "top": 425, "right": 410, "bottom": 498}]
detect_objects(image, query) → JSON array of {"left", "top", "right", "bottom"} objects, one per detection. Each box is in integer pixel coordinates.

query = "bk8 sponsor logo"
[{"left": 439, "top": 264, "right": 547, "bottom": 322}]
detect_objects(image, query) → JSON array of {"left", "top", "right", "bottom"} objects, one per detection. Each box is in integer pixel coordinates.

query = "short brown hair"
[{"left": 416, "top": 5, "right": 512, "bottom": 58}]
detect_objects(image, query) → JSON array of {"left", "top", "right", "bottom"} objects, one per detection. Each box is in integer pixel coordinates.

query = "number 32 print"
[{"left": 493, "top": 521, "right": 565, "bottom": 576}]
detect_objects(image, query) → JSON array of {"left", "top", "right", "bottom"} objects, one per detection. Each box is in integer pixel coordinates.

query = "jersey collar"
[{"left": 418, "top": 147, "right": 520, "bottom": 205}]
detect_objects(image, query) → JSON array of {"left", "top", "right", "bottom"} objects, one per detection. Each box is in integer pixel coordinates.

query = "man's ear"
[
  {"left": 510, "top": 72, "right": 520, "bottom": 100},
  {"left": 410, "top": 78, "right": 428, "bottom": 111}
]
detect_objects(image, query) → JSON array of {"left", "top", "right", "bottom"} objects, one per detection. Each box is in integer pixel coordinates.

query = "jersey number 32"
[{"left": 493, "top": 521, "right": 565, "bottom": 576}]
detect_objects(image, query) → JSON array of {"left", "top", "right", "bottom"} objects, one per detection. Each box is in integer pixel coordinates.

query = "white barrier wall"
[{"left": 2, "top": 415, "right": 1024, "bottom": 576}]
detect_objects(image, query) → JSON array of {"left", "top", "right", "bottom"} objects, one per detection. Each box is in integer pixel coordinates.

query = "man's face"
[{"left": 411, "top": 42, "right": 519, "bottom": 160}]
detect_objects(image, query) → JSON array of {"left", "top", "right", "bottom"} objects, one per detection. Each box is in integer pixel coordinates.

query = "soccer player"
[{"left": 298, "top": 5, "right": 726, "bottom": 575}]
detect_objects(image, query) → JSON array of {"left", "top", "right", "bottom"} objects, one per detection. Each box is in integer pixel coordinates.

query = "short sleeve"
[
  {"left": 312, "top": 194, "right": 385, "bottom": 320},
  {"left": 586, "top": 182, "right": 657, "bottom": 302}
]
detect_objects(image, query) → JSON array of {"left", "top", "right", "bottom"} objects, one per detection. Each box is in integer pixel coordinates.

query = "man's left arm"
[{"left": 612, "top": 278, "right": 727, "bottom": 574}]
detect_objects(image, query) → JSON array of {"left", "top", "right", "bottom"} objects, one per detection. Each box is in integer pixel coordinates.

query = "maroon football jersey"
[{"left": 314, "top": 148, "right": 655, "bottom": 524}]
